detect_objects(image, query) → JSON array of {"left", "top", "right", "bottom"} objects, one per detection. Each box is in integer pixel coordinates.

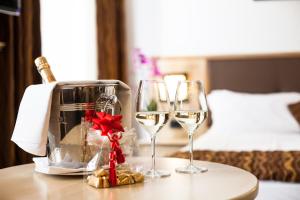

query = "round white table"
[{"left": 0, "top": 157, "right": 258, "bottom": 200}]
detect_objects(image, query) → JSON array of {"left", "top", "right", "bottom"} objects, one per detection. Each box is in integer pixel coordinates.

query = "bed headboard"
[
  {"left": 153, "top": 53, "right": 300, "bottom": 131},
  {"left": 207, "top": 54, "right": 300, "bottom": 93}
]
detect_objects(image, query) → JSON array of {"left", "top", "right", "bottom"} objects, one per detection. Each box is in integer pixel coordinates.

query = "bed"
[{"left": 172, "top": 55, "right": 300, "bottom": 200}]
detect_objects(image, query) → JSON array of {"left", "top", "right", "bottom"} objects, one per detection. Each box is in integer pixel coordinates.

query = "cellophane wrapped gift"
[
  {"left": 83, "top": 116, "right": 144, "bottom": 188},
  {"left": 47, "top": 80, "right": 137, "bottom": 172}
]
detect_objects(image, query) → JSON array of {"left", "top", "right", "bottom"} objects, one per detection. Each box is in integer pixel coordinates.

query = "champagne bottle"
[{"left": 34, "top": 56, "right": 56, "bottom": 83}]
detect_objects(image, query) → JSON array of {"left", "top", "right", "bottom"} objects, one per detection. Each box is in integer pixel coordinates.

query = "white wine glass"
[
  {"left": 135, "top": 80, "right": 171, "bottom": 178},
  {"left": 174, "top": 80, "right": 208, "bottom": 174}
]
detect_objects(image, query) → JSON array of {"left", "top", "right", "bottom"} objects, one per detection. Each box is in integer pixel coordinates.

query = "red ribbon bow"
[
  {"left": 85, "top": 111, "right": 125, "bottom": 186},
  {"left": 92, "top": 112, "right": 124, "bottom": 136}
]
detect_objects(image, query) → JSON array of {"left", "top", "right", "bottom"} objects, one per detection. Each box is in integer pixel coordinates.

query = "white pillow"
[{"left": 207, "top": 90, "right": 300, "bottom": 133}]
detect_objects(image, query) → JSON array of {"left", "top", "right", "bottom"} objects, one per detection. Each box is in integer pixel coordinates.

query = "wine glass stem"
[
  {"left": 151, "top": 135, "right": 156, "bottom": 174},
  {"left": 188, "top": 133, "right": 194, "bottom": 166}
]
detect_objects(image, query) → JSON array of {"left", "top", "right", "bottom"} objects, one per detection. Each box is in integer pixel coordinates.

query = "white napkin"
[{"left": 11, "top": 82, "right": 57, "bottom": 156}]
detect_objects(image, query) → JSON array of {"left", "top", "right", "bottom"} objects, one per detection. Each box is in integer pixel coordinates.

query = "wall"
[
  {"left": 129, "top": 0, "right": 300, "bottom": 56},
  {"left": 40, "top": 0, "right": 97, "bottom": 81}
]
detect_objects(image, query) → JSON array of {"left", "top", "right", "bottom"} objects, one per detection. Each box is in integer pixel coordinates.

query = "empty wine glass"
[
  {"left": 174, "top": 80, "right": 208, "bottom": 174},
  {"left": 135, "top": 80, "right": 171, "bottom": 178}
]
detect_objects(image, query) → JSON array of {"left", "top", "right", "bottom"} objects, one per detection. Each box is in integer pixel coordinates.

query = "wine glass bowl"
[
  {"left": 174, "top": 111, "right": 207, "bottom": 134},
  {"left": 135, "top": 80, "right": 171, "bottom": 178},
  {"left": 174, "top": 80, "right": 208, "bottom": 174},
  {"left": 135, "top": 112, "right": 169, "bottom": 136}
]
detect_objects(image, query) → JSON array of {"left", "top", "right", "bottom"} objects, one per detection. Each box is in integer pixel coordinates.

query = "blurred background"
[{"left": 1, "top": 0, "right": 300, "bottom": 168}]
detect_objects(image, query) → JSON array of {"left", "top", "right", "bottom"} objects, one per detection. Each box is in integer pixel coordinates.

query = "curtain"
[
  {"left": 0, "top": 1, "right": 42, "bottom": 168},
  {"left": 96, "top": 0, "right": 127, "bottom": 82}
]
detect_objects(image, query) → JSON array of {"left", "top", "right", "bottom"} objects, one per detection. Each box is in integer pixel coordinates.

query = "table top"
[{"left": 0, "top": 157, "right": 258, "bottom": 200}]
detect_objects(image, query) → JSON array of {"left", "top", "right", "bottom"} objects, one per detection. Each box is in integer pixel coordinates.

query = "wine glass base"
[
  {"left": 144, "top": 169, "right": 171, "bottom": 178},
  {"left": 175, "top": 164, "right": 208, "bottom": 174}
]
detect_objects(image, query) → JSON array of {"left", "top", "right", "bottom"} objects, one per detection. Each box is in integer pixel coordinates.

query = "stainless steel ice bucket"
[{"left": 47, "top": 81, "right": 132, "bottom": 168}]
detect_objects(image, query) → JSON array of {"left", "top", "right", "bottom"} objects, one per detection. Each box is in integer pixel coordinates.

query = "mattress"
[{"left": 258, "top": 181, "right": 300, "bottom": 200}]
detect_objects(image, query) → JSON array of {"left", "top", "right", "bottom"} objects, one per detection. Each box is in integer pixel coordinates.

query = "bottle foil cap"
[{"left": 35, "top": 56, "right": 49, "bottom": 71}]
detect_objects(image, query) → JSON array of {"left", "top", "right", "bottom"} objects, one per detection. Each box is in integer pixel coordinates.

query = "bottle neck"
[{"left": 39, "top": 67, "right": 56, "bottom": 83}]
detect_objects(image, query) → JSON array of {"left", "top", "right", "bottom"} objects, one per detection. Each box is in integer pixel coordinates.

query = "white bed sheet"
[
  {"left": 183, "top": 129, "right": 300, "bottom": 200},
  {"left": 185, "top": 129, "right": 300, "bottom": 152},
  {"left": 258, "top": 181, "right": 300, "bottom": 200}
]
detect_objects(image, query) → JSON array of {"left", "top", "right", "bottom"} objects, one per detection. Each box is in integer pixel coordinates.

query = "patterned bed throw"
[{"left": 172, "top": 150, "right": 300, "bottom": 182}]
